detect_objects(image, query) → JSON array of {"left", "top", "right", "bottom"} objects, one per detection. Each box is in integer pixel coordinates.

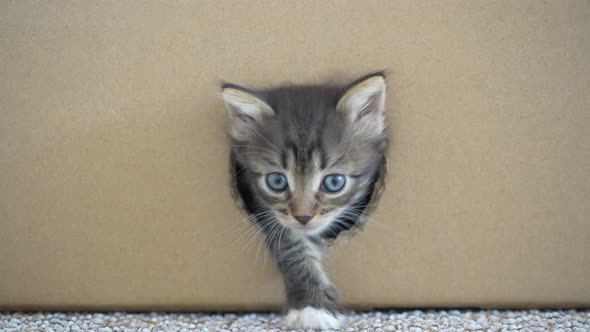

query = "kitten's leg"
[{"left": 267, "top": 229, "right": 346, "bottom": 329}]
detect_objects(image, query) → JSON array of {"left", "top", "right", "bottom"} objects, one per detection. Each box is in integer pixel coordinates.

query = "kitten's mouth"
[
  {"left": 295, "top": 223, "right": 317, "bottom": 230},
  {"left": 286, "top": 210, "right": 342, "bottom": 235},
  {"left": 292, "top": 221, "right": 324, "bottom": 234}
]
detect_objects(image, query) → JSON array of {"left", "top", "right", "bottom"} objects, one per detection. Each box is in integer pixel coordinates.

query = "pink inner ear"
[{"left": 356, "top": 92, "right": 382, "bottom": 119}]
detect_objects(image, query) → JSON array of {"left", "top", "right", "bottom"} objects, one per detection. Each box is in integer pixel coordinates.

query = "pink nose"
[{"left": 294, "top": 215, "right": 313, "bottom": 225}]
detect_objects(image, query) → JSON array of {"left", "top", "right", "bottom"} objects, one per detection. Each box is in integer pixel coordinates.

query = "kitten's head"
[{"left": 222, "top": 72, "right": 388, "bottom": 238}]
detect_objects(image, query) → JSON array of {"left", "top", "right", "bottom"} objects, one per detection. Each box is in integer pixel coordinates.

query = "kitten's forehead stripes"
[{"left": 281, "top": 151, "right": 288, "bottom": 169}]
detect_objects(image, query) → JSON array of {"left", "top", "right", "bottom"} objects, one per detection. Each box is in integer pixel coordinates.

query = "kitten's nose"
[{"left": 293, "top": 215, "right": 313, "bottom": 225}]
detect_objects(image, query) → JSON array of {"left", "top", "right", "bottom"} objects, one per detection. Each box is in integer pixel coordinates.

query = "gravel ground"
[{"left": 1, "top": 310, "right": 589, "bottom": 332}]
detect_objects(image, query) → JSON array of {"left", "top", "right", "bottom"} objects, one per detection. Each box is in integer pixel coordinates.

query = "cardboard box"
[{"left": 1, "top": 1, "right": 589, "bottom": 310}]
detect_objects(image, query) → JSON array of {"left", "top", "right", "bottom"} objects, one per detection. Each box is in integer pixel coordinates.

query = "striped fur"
[{"left": 223, "top": 72, "right": 389, "bottom": 329}]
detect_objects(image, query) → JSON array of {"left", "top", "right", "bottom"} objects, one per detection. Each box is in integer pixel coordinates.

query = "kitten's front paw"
[{"left": 285, "top": 307, "right": 345, "bottom": 330}]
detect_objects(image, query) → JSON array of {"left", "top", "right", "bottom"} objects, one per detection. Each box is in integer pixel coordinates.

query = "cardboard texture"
[{"left": 1, "top": 1, "right": 589, "bottom": 310}]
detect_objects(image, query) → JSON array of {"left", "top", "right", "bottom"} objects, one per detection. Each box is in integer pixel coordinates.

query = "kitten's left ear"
[
  {"left": 220, "top": 83, "right": 275, "bottom": 141},
  {"left": 337, "top": 72, "right": 387, "bottom": 139}
]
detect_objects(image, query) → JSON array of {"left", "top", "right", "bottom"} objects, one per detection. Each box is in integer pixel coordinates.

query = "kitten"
[{"left": 221, "top": 72, "right": 388, "bottom": 329}]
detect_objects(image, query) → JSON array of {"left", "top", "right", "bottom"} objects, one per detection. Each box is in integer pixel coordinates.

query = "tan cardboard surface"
[{"left": 1, "top": 1, "right": 589, "bottom": 310}]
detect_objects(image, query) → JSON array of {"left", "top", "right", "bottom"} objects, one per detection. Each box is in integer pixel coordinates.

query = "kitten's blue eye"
[
  {"left": 266, "top": 172, "right": 288, "bottom": 192},
  {"left": 321, "top": 174, "right": 346, "bottom": 193}
]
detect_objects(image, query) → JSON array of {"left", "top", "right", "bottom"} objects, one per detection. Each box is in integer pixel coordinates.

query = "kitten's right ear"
[
  {"left": 336, "top": 72, "right": 387, "bottom": 140},
  {"left": 220, "top": 83, "right": 274, "bottom": 140}
]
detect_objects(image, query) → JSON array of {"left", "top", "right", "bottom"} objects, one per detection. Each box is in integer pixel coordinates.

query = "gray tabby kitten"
[{"left": 221, "top": 72, "right": 388, "bottom": 329}]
